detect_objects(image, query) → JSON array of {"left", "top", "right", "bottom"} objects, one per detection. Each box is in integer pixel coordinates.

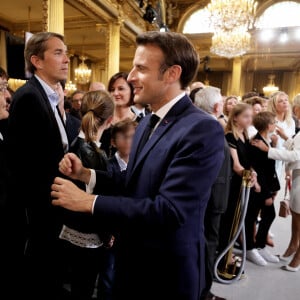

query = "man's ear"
[
  {"left": 30, "top": 55, "right": 43, "bottom": 70},
  {"left": 164, "top": 65, "right": 182, "bottom": 84}
]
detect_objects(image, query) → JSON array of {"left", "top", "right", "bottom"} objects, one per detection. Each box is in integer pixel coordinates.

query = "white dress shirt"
[
  {"left": 115, "top": 151, "right": 128, "bottom": 171},
  {"left": 35, "top": 75, "right": 69, "bottom": 152}
]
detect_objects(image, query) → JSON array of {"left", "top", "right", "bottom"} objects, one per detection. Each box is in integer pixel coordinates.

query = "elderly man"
[{"left": 195, "top": 86, "right": 232, "bottom": 300}]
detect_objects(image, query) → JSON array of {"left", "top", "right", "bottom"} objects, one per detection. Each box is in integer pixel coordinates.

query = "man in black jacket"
[{"left": 6, "top": 32, "right": 70, "bottom": 299}]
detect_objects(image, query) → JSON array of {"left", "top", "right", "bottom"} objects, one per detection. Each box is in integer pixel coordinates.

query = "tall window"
[
  {"left": 183, "top": 9, "right": 213, "bottom": 34},
  {"left": 255, "top": 1, "right": 300, "bottom": 28}
]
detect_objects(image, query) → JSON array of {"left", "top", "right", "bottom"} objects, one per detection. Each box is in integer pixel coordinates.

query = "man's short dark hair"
[{"left": 136, "top": 31, "right": 200, "bottom": 89}]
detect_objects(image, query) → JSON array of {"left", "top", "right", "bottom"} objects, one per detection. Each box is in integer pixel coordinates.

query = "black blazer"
[
  {"left": 92, "top": 96, "right": 225, "bottom": 300},
  {"left": 250, "top": 132, "right": 280, "bottom": 200},
  {"left": 0, "top": 119, "right": 8, "bottom": 210},
  {"left": 65, "top": 112, "right": 81, "bottom": 145},
  {"left": 6, "top": 76, "right": 66, "bottom": 246},
  {"left": 206, "top": 138, "right": 232, "bottom": 214}
]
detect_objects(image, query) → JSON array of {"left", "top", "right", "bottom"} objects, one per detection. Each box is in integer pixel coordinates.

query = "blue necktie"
[{"left": 136, "top": 114, "right": 160, "bottom": 156}]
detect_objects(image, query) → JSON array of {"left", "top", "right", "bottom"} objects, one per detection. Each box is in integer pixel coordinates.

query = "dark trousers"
[
  {"left": 201, "top": 210, "right": 223, "bottom": 299},
  {"left": 63, "top": 241, "right": 115, "bottom": 300},
  {"left": 245, "top": 194, "right": 261, "bottom": 250},
  {"left": 245, "top": 194, "right": 276, "bottom": 250},
  {"left": 22, "top": 238, "right": 67, "bottom": 300},
  {"left": 255, "top": 203, "right": 276, "bottom": 249},
  {"left": 2, "top": 209, "right": 68, "bottom": 300}
]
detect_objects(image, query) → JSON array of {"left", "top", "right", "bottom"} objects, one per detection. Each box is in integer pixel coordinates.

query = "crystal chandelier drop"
[
  {"left": 207, "top": 0, "right": 257, "bottom": 32},
  {"left": 210, "top": 29, "right": 251, "bottom": 58},
  {"left": 75, "top": 55, "right": 92, "bottom": 85},
  {"left": 206, "top": 0, "right": 258, "bottom": 59}
]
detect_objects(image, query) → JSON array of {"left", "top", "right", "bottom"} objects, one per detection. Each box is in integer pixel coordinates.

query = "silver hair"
[{"left": 194, "top": 86, "right": 222, "bottom": 114}]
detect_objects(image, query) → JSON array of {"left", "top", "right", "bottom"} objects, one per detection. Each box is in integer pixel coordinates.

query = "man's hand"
[
  {"left": 51, "top": 177, "right": 95, "bottom": 213},
  {"left": 59, "top": 153, "right": 91, "bottom": 184}
]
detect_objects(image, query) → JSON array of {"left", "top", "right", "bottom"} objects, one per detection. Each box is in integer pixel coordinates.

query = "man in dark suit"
[
  {"left": 194, "top": 86, "right": 232, "bottom": 300},
  {"left": 6, "top": 32, "right": 70, "bottom": 299},
  {"left": 51, "top": 31, "right": 224, "bottom": 300}
]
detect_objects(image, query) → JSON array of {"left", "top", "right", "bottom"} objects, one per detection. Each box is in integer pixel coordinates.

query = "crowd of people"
[{"left": 0, "top": 30, "right": 300, "bottom": 300}]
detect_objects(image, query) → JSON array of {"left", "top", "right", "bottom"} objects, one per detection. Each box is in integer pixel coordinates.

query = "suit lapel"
[
  {"left": 30, "top": 77, "right": 56, "bottom": 120},
  {"left": 126, "top": 95, "right": 191, "bottom": 185},
  {"left": 30, "top": 76, "right": 66, "bottom": 149}
]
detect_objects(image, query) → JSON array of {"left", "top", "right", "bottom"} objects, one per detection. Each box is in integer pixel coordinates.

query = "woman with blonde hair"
[
  {"left": 60, "top": 90, "right": 115, "bottom": 300},
  {"left": 268, "top": 91, "right": 295, "bottom": 177}
]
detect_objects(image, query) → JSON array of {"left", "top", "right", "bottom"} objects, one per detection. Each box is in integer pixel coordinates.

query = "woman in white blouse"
[
  {"left": 252, "top": 97, "right": 300, "bottom": 272},
  {"left": 267, "top": 91, "right": 295, "bottom": 177}
]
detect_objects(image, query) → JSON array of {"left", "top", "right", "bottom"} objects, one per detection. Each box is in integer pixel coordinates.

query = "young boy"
[
  {"left": 110, "top": 118, "right": 137, "bottom": 172},
  {"left": 249, "top": 111, "right": 281, "bottom": 264}
]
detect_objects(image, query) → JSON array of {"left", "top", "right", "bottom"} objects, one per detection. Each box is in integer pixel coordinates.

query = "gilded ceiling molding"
[
  {"left": 121, "top": 0, "right": 146, "bottom": 31},
  {"left": 67, "top": 0, "right": 144, "bottom": 48},
  {"left": 64, "top": 16, "right": 98, "bottom": 31},
  {"left": 42, "top": 0, "right": 48, "bottom": 32}
]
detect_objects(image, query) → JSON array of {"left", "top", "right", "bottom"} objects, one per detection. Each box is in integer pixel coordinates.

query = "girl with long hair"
[{"left": 60, "top": 90, "right": 115, "bottom": 300}]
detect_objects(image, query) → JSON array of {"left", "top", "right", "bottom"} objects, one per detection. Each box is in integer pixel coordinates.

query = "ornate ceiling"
[{"left": 0, "top": 0, "right": 299, "bottom": 74}]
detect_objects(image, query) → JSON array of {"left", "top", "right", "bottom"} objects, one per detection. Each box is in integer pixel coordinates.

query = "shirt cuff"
[
  {"left": 85, "top": 169, "right": 96, "bottom": 193},
  {"left": 92, "top": 195, "right": 98, "bottom": 214}
]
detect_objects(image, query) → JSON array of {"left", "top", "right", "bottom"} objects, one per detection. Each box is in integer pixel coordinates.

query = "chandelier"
[
  {"left": 210, "top": 29, "right": 251, "bottom": 58},
  {"left": 263, "top": 74, "right": 279, "bottom": 96},
  {"left": 207, "top": 0, "right": 257, "bottom": 32},
  {"left": 206, "top": 0, "right": 257, "bottom": 59},
  {"left": 75, "top": 55, "right": 92, "bottom": 85},
  {"left": 65, "top": 80, "right": 77, "bottom": 96}
]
